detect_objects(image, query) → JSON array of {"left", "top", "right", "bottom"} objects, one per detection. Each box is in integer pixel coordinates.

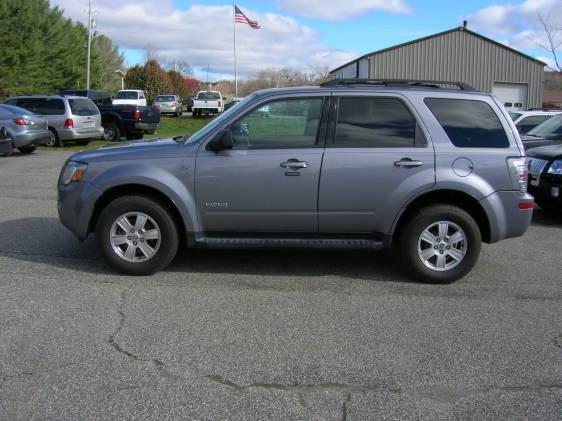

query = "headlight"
[
  {"left": 547, "top": 160, "right": 562, "bottom": 175},
  {"left": 60, "top": 161, "right": 88, "bottom": 186}
]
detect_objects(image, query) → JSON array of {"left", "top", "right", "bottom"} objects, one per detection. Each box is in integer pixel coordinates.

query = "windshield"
[
  {"left": 156, "top": 95, "right": 175, "bottom": 102},
  {"left": 527, "top": 114, "right": 562, "bottom": 138},
  {"left": 197, "top": 91, "right": 221, "bottom": 100},
  {"left": 185, "top": 94, "right": 256, "bottom": 144},
  {"left": 509, "top": 112, "right": 522, "bottom": 120},
  {"left": 116, "top": 91, "right": 139, "bottom": 100}
]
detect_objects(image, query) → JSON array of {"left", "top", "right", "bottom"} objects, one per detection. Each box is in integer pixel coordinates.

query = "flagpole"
[{"left": 233, "top": 1, "right": 238, "bottom": 98}]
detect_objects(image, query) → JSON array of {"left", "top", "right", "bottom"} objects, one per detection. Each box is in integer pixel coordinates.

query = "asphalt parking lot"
[{"left": 0, "top": 151, "right": 561, "bottom": 420}]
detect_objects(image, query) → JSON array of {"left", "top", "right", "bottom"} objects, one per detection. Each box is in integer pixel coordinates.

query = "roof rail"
[{"left": 320, "top": 79, "right": 476, "bottom": 91}]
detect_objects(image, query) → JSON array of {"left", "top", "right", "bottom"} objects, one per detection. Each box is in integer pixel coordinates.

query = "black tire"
[
  {"left": 46, "top": 128, "right": 61, "bottom": 147},
  {"left": 0, "top": 144, "right": 13, "bottom": 157},
  {"left": 96, "top": 195, "right": 179, "bottom": 275},
  {"left": 125, "top": 132, "right": 144, "bottom": 141},
  {"left": 398, "top": 205, "right": 481, "bottom": 284},
  {"left": 17, "top": 144, "right": 37, "bottom": 154},
  {"left": 103, "top": 121, "right": 121, "bottom": 142}
]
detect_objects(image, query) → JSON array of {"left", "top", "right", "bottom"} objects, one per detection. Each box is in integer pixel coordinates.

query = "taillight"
[
  {"left": 13, "top": 118, "right": 31, "bottom": 125},
  {"left": 218, "top": 100, "right": 222, "bottom": 107},
  {"left": 133, "top": 110, "right": 141, "bottom": 120},
  {"left": 518, "top": 201, "right": 534, "bottom": 210},
  {"left": 64, "top": 118, "right": 74, "bottom": 129},
  {"left": 507, "top": 157, "right": 528, "bottom": 193}
]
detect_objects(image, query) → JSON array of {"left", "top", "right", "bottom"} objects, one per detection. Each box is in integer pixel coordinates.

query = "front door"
[
  {"left": 196, "top": 95, "right": 327, "bottom": 234},
  {"left": 319, "top": 94, "right": 436, "bottom": 233}
]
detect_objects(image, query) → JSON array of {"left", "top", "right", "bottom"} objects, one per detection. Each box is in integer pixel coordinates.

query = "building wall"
[
  {"left": 331, "top": 29, "right": 544, "bottom": 108},
  {"left": 543, "top": 71, "right": 562, "bottom": 108}
]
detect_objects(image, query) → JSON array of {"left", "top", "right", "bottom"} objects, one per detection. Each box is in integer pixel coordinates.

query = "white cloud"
[
  {"left": 467, "top": 0, "right": 562, "bottom": 52},
  {"left": 279, "top": 0, "right": 411, "bottom": 19},
  {"left": 50, "top": 1, "right": 357, "bottom": 78}
]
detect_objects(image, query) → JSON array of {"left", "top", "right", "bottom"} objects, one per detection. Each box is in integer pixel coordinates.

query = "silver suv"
[
  {"left": 5, "top": 95, "right": 104, "bottom": 147},
  {"left": 57, "top": 80, "right": 533, "bottom": 283}
]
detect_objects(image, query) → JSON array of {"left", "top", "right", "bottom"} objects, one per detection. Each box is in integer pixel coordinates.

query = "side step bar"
[{"left": 195, "top": 237, "right": 384, "bottom": 250}]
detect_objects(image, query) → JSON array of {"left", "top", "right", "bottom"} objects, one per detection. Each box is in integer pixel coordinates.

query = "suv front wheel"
[
  {"left": 399, "top": 205, "right": 481, "bottom": 284},
  {"left": 96, "top": 196, "right": 179, "bottom": 275}
]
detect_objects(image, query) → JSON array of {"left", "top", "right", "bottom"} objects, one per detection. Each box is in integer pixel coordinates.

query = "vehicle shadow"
[
  {"left": 530, "top": 207, "right": 562, "bottom": 227},
  {"left": 0, "top": 217, "right": 412, "bottom": 283}
]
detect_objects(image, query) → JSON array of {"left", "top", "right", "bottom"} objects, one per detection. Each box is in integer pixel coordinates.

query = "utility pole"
[{"left": 86, "top": 0, "right": 92, "bottom": 90}]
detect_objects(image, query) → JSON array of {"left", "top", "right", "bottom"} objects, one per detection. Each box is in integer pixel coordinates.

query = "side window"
[
  {"left": 35, "top": 99, "right": 65, "bottom": 115},
  {"left": 230, "top": 98, "right": 323, "bottom": 149},
  {"left": 425, "top": 98, "right": 509, "bottom": 148},
  {"left": 139, "top": 92, "right": 145, "bottom": 99},
  {"left": 516, "top": 115, "right": 548, "bottom": 133},
  {"left": 334, "top": 97, "right": 417, "bottom": 147}
]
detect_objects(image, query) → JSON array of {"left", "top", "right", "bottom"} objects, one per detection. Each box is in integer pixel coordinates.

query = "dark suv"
[{"left": 57, "top": 80, "right": 533, "bottom": 283}]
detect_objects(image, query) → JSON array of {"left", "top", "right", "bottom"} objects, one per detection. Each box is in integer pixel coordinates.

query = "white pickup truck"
[
  {"left": 112, "top": 90, "right": 148, "bottom": 107},
  {"left": 192, "top": 91, "right": 223, "bottom": 117}
]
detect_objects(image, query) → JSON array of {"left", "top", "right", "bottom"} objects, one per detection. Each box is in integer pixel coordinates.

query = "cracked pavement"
[{"left": 0, "top": 151, "right": 561, "bottom": 420}]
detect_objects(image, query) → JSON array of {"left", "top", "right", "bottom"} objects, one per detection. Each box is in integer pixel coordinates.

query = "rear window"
[
  {"left": 116, "top": 91, "right": 139, "bottom": 100},
  {"left": 69, "top": 98, "right": 99, "bottom": 116},
  {"left": 197, "top": 92, "right": 221, "bottom": 100},
  {"left": 424, "top": 98, "right": 509, "bottom": 148},
  {"left": 156, "top": 95, "right": 175, "bottom": 102}
]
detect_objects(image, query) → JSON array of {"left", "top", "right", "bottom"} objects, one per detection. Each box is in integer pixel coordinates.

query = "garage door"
[{"left": 492, "top": 82, "right": 528, "bottom": 112}]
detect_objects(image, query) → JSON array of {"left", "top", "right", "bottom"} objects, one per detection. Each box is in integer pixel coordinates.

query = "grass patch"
[{"left": 38, "top": 116, "right": 213, "bottom": 152}]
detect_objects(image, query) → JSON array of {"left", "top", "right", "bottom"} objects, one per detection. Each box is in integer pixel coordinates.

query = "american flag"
[{"left": 234, "top": 5, "right": 260, "bottom": 29}]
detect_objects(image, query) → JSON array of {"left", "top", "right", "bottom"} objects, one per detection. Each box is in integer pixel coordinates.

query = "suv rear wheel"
[
  {"left": 399, "top": 205, "right": 481, "bottom": 284},
  {"left": 46, "top": 128, "right": 61, "bottom": 147},
  {"left": 96, "top": 196, "right": 179, "bottom": 275}
]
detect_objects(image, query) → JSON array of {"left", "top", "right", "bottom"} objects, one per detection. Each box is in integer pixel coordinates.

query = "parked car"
[
  {"left": 509, "top": 110, "right": 562, "bottom": 135},
  {"left": 0, "top": 126, "right": 12, "bottom": 157},
  {"left": 223, "top": 98, "right": 242, "bottom": 112},
  {"left": 192, "top": 91, "right": 223, "bottom": 117},
  {"left": 60, "top": 89, "right": 161, "bottom": 142},
  {"left": 521, "top": 114, "right": 562, "bottom": 150},
  {"left": 154, "top": 94, "right": 182, "bottom": 117},
  {"left": 5, "top": 95, "right": 104, "bottom": 147},
  {"left": 186, "top": 96, "right": 196, "bottom": 113},
  {"left": 57, "top": 79, "right": 533, "bottom": 283},
  {"left": 0, "top": 104, "right": 50, "bottom": 154},
  {"left": 112, "top": 90, "right": 147, "bottom": 107},
  {"left": 527, "top": 145, "right": 562, "bottom": 211}
]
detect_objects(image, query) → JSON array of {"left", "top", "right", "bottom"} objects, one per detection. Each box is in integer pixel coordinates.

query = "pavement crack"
[
  {"left": 553, "top": 334, "right": 562, "bottom": 349},
  {"left": 341, "top": 392, "right": 351, "bottom": 421},
  {"left": 107, "top": 288, "right": 182, "bottom": 380}
]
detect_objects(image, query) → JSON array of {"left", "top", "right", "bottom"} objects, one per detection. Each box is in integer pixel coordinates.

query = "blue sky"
[{"left": 53, "top": 0, "right": 561, "bottom": 79}]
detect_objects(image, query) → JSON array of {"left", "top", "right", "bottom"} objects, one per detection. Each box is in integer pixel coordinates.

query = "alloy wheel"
[
  {"left": 110, "top": 212, "right": 161, "bottom": 263},
  {"left": 417, "top": 221, "right": 467, "bottom": 271}
]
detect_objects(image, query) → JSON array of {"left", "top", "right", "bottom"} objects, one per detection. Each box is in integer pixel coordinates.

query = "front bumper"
[
  {"left": 58, "top": 127, "right": 104, "bottom": 141},
  {"left": 12, "top": 130, "right": 51, "bottom": 147},
  {"left": 57, "top": 181, "right": 102, "bottom": 240},
  {"left": 528, "top": 173, "right": 562, "bottom": 209}
]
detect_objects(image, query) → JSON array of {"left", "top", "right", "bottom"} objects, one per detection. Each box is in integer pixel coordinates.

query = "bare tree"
[{"left": 536, "top": 13, "right": 562, "bottom": 72}]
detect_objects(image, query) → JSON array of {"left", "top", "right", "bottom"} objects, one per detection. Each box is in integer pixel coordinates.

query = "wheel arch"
[
  {"left": 391, "top": 189, "right": 491, "bottom": 245},
  {"left": 88, "top": 184, "right": 189, "bottom": 246}
]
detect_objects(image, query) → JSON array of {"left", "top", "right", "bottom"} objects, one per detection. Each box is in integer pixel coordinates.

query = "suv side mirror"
[{"left": 207, "top": 130, "right": 234, "bottom": 152}]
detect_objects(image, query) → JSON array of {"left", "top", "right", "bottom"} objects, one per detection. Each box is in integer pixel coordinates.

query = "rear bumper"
[
  {"left": 194, "top": 108, "right": 219, "bottom": 113},
  {"left": 479, "top": 191, "right": 534, "bottom": 243},
  {"left": 58, "top": 127, "right": 104, "bottom": 141},
  {"left": 12, "top": 130, "right": 51, "bottom": 147},
  {"left": 134, "top": 122, "right": 160, "bottom": 131},
  {"left": 0, "top": 139, "right": 11, "bottom": 155},
  {"left": 158, "top": 106, "right": 179, "bottom": 114}
]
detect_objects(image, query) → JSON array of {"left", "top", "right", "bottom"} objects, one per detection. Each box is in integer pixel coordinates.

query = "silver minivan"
[
  {"left": 154, "top": 94, "right": 183, "bottom": 117},
  {"left": 5, "top": 95, "right": 104, "bottom": 147}
]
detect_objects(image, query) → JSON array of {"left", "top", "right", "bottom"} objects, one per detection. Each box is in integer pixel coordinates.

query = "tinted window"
[
  {"left": 69, "top": 98, "right": 99, "bottom": 116},
  {"left": 230, "top": 98, "right": 323, "bottom": 149},
  {"left": 197, "top": 92, "right": 221, "bottom": 100},
  {"left": 116, "top": 91, "right": 139, "bottom": 100},
  {"left": 528, "top": 114, "right": 562, "bottom": 139},
  {"left": 334, "top": 97, "right": 416, "bottom": 147},
  {"left": 15, "top": 98, "right": 65, "bottom": 115},
  {"left": 425, "top": 98, "right": 509, "bottom": 148},
  {"left": 156, "top": 95, "right": 176, "bottom": 102},
  {"left": 509, "top": 112, "right": 522, "bottom": 120}
]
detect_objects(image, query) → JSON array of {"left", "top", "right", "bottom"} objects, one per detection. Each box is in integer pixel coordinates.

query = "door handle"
[
  {"left": 393, "top": 158, "right": 424, "bottom": 168},
  {"left": 280, "top": 159, "right": 309, "bottom": 169}
]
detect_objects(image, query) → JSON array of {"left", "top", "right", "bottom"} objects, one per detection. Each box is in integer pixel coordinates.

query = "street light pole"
[
  {"left": 86, "top": 0, "right": 92, "bottom": 90},
  {"left": 115, "top": 70, "right": 125, "bottom": 90}
]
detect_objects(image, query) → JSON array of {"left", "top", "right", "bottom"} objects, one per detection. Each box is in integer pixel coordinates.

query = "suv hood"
[
  {"left": 526, "top": 144, "right": 562, "bottom": 160},
  {"left": 71, "top": 137, "right": 196, "bottom": 162}
]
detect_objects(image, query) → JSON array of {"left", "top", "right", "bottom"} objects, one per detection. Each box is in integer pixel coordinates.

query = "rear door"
[
  {"left": 68, "top": 98, "right": 100, "bottom": 129},
  {"left": 319, "top": 93, "right": 435, "bottom": 233}
]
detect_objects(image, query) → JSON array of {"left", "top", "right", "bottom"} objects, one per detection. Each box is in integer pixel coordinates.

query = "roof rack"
[{"left": 320, "top": 79, "right": 476, "bottom": 91}]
